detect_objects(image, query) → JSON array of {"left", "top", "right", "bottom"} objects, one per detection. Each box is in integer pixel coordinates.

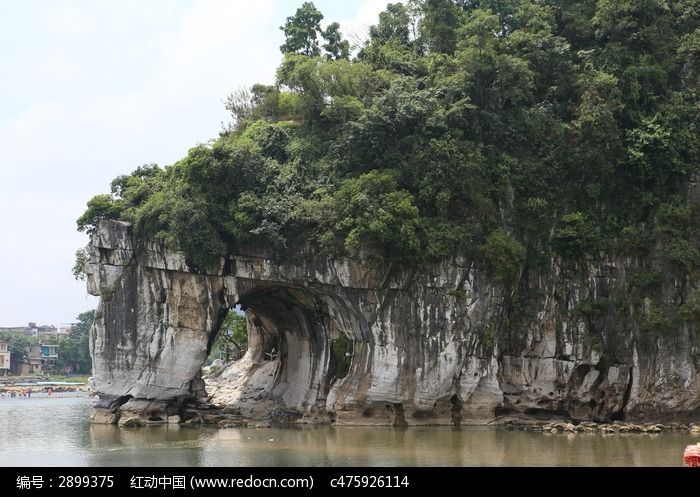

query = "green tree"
[
  {"left": 369, "top": 3, "right": 412, "bottom": 46},
  {"left": 552, "top": 212, "right": 599, "bottom": 260},
  {"left": 480, "top": 229, "right": 525, "bottom": 284},
  {"left": 420, "top": 0, "right": 463, "bottom": 54},
  {"left": 322, "top": 22, "right": 350, "bottom": 60},
  {"left": 76, "top": 194, "right": 123, "bottom": 234},
  {"left": 323, "top": 171, "right": 423, "bottom": 261},
  {"left": 454, "top": 8, "right": 534, "bottom": 143},
  {"left": 209, "top": 311, "right": 248, "bottom": 363},
  {"left": 280, "top": 2, "right": 324, "bottom": 56},
  {"left": 276, "top": 53, "right": 325, "bottom": 121},
  {"left": 72, "top": 248, "right": 88, "bottom": 281},
  {"left": 57, "top": 310, "right": 95, "bottom": 375}
]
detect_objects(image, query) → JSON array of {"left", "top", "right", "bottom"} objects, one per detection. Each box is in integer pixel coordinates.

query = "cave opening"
[{"left": 203, "top": 284, "right": 358, "bottom": 416}]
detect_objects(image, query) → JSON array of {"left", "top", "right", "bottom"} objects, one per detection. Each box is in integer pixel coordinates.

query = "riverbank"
[
  {"left": 113, "top": 401, "right": 700, "bottom": 433},
  {"left": 0, "top": 375, "right": 89, "bottom": 395}
]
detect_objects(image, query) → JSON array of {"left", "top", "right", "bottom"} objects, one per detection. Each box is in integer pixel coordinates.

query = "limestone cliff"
[{"left": 86, "top": 219, "right": 699, "bottom": 425}]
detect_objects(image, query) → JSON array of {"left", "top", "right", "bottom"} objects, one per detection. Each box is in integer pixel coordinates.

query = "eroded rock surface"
[{"left": 87, "top": 220, "right": 700, "bottom": 425}]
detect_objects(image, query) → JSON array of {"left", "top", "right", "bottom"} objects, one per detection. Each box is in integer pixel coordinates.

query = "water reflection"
[
  {"left": 88, "top": 425, "right": 206, "bottom": 466},
  {"left": 1, "top": 395, "right": 697, "bottom": 466}
]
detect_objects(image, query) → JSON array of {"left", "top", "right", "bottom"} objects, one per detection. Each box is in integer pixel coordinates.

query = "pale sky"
[{"left": 0, "top": 0, "right": 392, "bottom": 327}]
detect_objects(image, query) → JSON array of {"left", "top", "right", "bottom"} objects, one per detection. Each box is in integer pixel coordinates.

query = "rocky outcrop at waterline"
[
  {"left": 503, "top": 420, "right": 700, "bottom": 434},
  {"left": 86, "top": 219, "right": 700, "bottom": 426}
]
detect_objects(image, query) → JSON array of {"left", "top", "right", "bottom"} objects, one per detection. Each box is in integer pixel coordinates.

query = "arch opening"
[
  {"left": 205, "top": 304, "right": 248, "bottom": 367},
  {"left": 203, "top": 284, "right": 360, "bottom": 422}
]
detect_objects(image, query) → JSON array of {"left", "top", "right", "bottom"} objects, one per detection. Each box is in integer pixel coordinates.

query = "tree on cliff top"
[
  {"left": 280, "top": 2, "right": 324, "bottom": 56},
  {"left": 280, "top": 2, "right": 351, "bottom": 60},
  {"left": 78, "top": 0, "right": 700, "bottom": 287},
  {"left": 322, "top": 22, "right": 350, "bottom": 60}
]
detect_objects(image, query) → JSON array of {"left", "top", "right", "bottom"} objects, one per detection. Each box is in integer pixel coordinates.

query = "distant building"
[
  {"left": 21, "top": 345, "right": 44, "bottom": 375},
  {"left": 41, "top": 344, "right": 58, "bottom": 366},
  {"left": 25, "top": 322, "right": 38, "bottom": 337},
  {"left": 19, "top": 344, "right": 58, "bottom": 375},
  {"left": 0, "top": 322, "right": 68, "bottom": 375},
  {"left": 37, "top": 325, "right": 58, "bottom": 338},
  {"left": 0, "top": 326, "right": 28, "bottom": 336},
  {"left": 0, "top": 342, "right": 10, "bottom": 376},
  {"left": 56, "top": 323, "right": 75, "bottom": 337},
  {"left": 0, "top": 322, "right": 59, "bottom": 338}
]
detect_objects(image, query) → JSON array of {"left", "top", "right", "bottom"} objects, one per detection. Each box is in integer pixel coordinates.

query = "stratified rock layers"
[{"left": 87, "top": 220, "right": 699, "bottom": 425}]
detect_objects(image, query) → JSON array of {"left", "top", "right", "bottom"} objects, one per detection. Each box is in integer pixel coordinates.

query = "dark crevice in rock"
[
  {"left": 102, "top": 394, "right": 132, "bottom": 411},
  {"left": 613, "top": 366, "right": 634, "bottom": 422},
  {"left": 450, "top": 394, "right": 462, "bottom": 426},
  {"left": 387, "top": 403, "right": 407, "bottom": 426}
]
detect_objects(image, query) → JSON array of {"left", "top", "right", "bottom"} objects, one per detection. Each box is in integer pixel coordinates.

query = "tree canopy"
[
  {"left": 78, "top": 0, "right": 700, "bottom": 292},
  {"left": 280, "top": 2, "right": 350, "bottom": 60}
]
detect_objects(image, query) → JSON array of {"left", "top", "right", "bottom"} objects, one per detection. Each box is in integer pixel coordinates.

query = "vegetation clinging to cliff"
[{"left": 79, "top": 0, "right": 700, "bottom": 284}]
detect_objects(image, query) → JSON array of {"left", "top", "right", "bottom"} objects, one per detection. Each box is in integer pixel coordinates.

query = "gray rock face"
[{"left": 87, "top": 220, "right": 700, "bottom": 425}]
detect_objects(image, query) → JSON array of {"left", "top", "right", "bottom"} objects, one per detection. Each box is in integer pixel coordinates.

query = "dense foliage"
[
  {"left": 57, "top": 310, "right": 94, "bottom": 375},
  {"left": 79, "top": 0, "right": 700, "bottom": 294}
]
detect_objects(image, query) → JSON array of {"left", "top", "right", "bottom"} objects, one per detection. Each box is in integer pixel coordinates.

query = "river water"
[{"left": 0, "top": 393, "right": 695, "bottom": 466}]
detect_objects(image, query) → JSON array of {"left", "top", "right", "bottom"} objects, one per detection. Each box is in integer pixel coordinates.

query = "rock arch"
[{"left": 230, "top": 284, "right": 360, "bottom": 415}]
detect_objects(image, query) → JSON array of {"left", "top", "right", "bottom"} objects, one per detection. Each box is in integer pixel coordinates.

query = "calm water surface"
[{"left": 0, "top": 394, "right": 695, "bottom": 466}]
